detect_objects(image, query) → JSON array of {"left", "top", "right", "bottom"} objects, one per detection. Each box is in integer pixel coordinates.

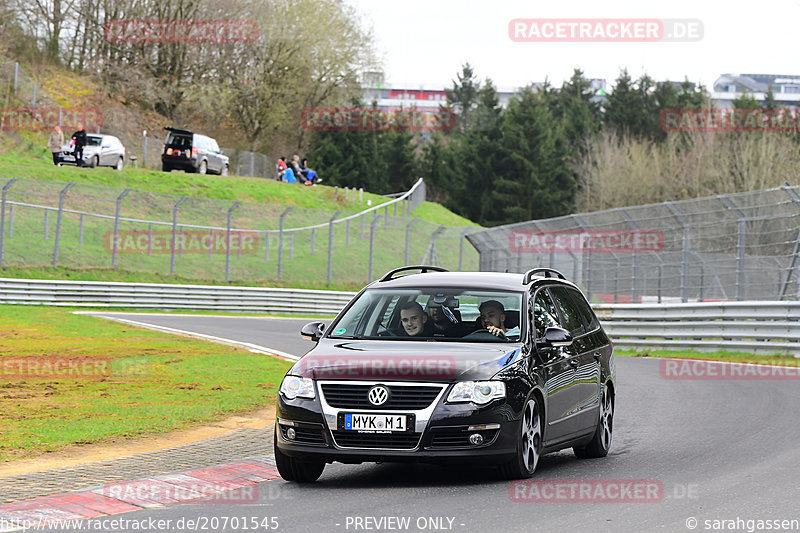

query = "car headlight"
[
  {"left": 447, "top": 381, "right": 505, "bottom": 405},
  {"left": 279, "top": 375, "right": 316, "bottom": 400}
]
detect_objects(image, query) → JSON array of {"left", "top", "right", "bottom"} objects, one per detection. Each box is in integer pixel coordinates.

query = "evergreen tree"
[{"left": 444, "top": 63, "right": 481, "bottom": 134}]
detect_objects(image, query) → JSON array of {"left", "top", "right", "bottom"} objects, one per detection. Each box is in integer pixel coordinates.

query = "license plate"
[
  {"left": 62, "top": 154, "right": 75, "bottom": 161},
  {"left": 338, "top": 413, "right": 411, "bottom": 432}
]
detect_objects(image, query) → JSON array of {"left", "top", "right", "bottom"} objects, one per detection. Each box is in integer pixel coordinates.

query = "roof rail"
[
  {"left": 379, "top": 265, "right": 448, "bottom": 282},
  {"left": 523, "top": 268, "right": 566, "bottom": 284}
]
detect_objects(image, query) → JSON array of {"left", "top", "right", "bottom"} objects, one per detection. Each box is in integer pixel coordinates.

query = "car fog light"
[
  {"left": 469, "top": 433, "right": 484, "bottom": 445},
  {"left": 286, "top": 428, "right": 296, "bottom": 440}
]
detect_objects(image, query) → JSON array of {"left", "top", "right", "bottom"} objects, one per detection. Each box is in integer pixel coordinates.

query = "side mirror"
[
  {"left": 300, "top": 321, "right": 326, "bottom": 342},
  {"left": 535, "top": 327, "right": 573, "bottom": 349}
]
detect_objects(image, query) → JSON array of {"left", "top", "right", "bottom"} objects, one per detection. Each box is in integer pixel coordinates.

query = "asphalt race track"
[{"left": 51, "top": 313, "right": 800, "bottom": 533}]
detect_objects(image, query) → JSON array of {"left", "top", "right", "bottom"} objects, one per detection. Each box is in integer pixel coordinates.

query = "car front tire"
[
  {"left": 274, "top": 428, "right": 325, "bottom": 483},
  {"left": 116, "top": 157, "right": 124, "bottom": 171},
  {"left": 499, "top": 395, "right": 542, "bottom": 479},
  {"left": 573, "top": 382, "right": 613, "bottom": 459},
  {"left": 221, "top": 164, "right": 229, "bottom": 176}
]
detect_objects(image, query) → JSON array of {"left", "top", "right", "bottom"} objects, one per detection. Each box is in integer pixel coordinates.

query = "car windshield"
[
  {"left": 328, "top": 288, "right": 524, "bottom": 342},
  {"left": 85, "top": 136, "right": 102, "bottom": 146}
]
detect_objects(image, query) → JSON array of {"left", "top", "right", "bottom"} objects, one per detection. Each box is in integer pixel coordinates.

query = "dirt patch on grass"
[{"left": 0, "top": 405, "right": 276, "bottom": 478}]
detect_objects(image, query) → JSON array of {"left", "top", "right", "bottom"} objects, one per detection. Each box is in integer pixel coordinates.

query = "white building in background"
[{"left": 712, "top": 74, "right": 800, "bottom": 108}]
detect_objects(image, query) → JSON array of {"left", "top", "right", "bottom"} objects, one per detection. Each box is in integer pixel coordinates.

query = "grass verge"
[
  {"left": 0, "top": 305, "right": 293, "bottom": 462},
  {"left": 616, "top": 349, "right": 799, "bottom": 364}
]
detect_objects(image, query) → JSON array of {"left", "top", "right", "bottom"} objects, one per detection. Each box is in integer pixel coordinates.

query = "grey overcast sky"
[{"left": 346, "top": 0, "right": 800, "bottom": 90}]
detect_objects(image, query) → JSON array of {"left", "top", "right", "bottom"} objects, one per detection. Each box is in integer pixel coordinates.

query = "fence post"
[
  {"left": 226, "top": 201, "right": 242, "bottom": 282},
  {"left": 250, "top": 152, "right": 255, "bottom": 177},
  {"left": 718, "top": 196, "right": 748, "bottom": 301},
  {"left": 142, "top": 131, "right": 147, "bottom": 168},
  {"left": 665, "top": 203, "right": 691, "bottom": 303},
  {"left": 334, "top": 186, "right": 338, "bottom": 201},
  {"left": 147, "top": 224, "right": 152, "bottom": 256},
  {"left": 346, "top": 219, "right": 350, "bottom": 247},
  {"left": 779, "top": 184, "right": 800, "bottom": 299},
  {"left": 458, "top": 228, "right": 471, "bottom": 270},
  {"left": 359, "top": 188, "right": 363, "bottom": 202},
  {"left": 311, "top": 228, "right": 316, "bottom": 255},
  {"left": 384, "top": 205, "right": 389, "bottom": 229},
  {"left": 264, "top": 233, "right": 269, "bottom": 262},
  {"left": 44, "top": 210, "right": 49, "bottom": 241},
  {"left": 405, "top": 218, "right": 418, "bottom": 265},
  {"left": 327, "top": 211, "right": 341, "bottom": 282},
  {"left": 170, "top": 197, "right": 187, "bottom": 275},
  {"left": 52, "top": 182, "right": 76, "bottom": 267},
  {"left": 111, "top": 188, "right": 131, "bottom": 268},
  {"left": 79, "top": 214, "right": 84, "bottom": 244},
  {"left": 277, "top": 207, "right": 292, "bottom": 279},
  {"left": 0, "top": 178, "right": 19, "bottom": 268},
  {"left": 368, "top": 214, "right": 383, "bottom": 281}
]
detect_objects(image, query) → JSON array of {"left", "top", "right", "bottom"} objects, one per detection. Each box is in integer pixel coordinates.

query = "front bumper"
[{"left": 276, "top": 381, "right": 518, "bottom": 464}]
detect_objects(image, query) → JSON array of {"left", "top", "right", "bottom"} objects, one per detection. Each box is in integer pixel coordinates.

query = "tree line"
[{"left": 0, "top": 0, "right": 376, "bottom": 154}]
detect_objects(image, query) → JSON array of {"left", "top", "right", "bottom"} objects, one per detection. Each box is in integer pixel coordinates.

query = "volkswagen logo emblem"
[{"left": 367, "top": 385, "right": 389, "bottom": 406}]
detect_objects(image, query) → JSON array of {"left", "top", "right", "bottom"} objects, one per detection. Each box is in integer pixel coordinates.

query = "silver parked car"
[{"left": 59, "top": 134, "right": 126, "bottom": 170}]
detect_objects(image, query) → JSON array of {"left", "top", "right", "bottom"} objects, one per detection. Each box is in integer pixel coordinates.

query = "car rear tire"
[
  {"left": 116, "top": 157, "right": 124, "bottom": 171},
  {"left": 573, "top": 382, "right": 613, "bottom": 459},
  {"left": 90, "top": 155, "right": 99, "bottom": 168},
  {"left": 162, "top": 164, "right": 171, "bottom": 172},
  {"left": 274, "top": 428, "right": 325, "bottom": 483},
  {"left": 199, "top": 160, "right": 208, "bottom": 175},
  {"left": 499, "top": 395, "right": 542, "bottom": 479}
]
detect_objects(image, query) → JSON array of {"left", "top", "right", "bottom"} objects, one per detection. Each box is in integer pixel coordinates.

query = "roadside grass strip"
[{"left": 0, "top": 305, "right": 292, "bottom": 462}]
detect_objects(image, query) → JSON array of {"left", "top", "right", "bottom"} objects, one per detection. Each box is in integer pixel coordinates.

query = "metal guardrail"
[
  {"left": 2, "top": 278, "right": 798, "bottom": 354},
  {"left": 0, "top": 278, "right": 356, "bottom": 315},
  {"left": 594, "top": 302, "right": 800, "bottom": 355}
]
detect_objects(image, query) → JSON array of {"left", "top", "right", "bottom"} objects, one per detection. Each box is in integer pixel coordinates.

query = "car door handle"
[{"left": 569, "top": 358, "right": 579, "bottom": 368}]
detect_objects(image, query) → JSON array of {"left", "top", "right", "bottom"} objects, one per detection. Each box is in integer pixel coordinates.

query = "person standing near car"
[
  {"left": 71, "top": 124, "right": 87, "bottom": 167},
  {"left": 48, "top": 125, "right": 64, "bottom": 166}
]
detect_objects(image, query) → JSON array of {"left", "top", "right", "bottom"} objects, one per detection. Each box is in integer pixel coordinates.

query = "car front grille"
[
  {"left": 331, "top": 430, "right": 422, "bottom": 449},
  {"left": 320, "top": 384, "right": 443, "bottom": 410}
]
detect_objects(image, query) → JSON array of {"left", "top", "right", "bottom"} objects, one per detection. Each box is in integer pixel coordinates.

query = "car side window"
[
  {"left": 566, "top": 288, "right": 599, "bottom": 331},
  {"left": 533, "top": 289, "right": 560, "bottom": 339},
  {"left": 550, "top": 286, "right": 586, "bottom": 337}
]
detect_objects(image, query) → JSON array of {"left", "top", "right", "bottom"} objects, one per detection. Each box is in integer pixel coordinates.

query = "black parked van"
[{"left": 161, "top": 127, "right": 230, "bottom": 175}]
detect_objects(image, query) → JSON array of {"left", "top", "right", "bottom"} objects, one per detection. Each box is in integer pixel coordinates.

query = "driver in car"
[{"left": 479, "top": 300, "right": 520, "bottom": 338}]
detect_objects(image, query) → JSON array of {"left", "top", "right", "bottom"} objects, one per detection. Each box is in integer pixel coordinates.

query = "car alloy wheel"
[
  {"left": 199, "top": 160, "right": 207, "bottom": 174},
  {"left": 116, "top": 157, "right": 124, "bottom": 171},
  {"left": 574, "top": 382, "right": 613, "bottom": 459},
  {"left": 499, "top": 396, "right": 542, "bottom": 479},
  {"left": 221, "top": 165, "right": 229, "bottom": 176}
]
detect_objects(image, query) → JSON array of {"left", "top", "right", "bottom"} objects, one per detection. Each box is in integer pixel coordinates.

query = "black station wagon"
[{"left": 275, "top": 266, "right": 615, "bottom": 482}]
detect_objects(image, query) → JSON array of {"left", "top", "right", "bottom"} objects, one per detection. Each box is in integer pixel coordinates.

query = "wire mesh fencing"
[
  {"left": 467, "top": 184, "right": 800, "bottom": 302},
  {"left": 0, "top": 177, "right": 478, "bottom": 284}
]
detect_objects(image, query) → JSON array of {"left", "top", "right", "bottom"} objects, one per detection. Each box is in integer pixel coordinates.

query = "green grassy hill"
[{"left": 0, "top": 138, "right": 479, "bottom": 291}]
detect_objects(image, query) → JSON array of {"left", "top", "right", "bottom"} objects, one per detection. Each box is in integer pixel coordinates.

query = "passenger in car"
[
  {"left": 479, "top": 300, "right": 520, "bottom": 338},
  {"left": 399, "top": 301, "right": 433, "bottom": 337}
]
